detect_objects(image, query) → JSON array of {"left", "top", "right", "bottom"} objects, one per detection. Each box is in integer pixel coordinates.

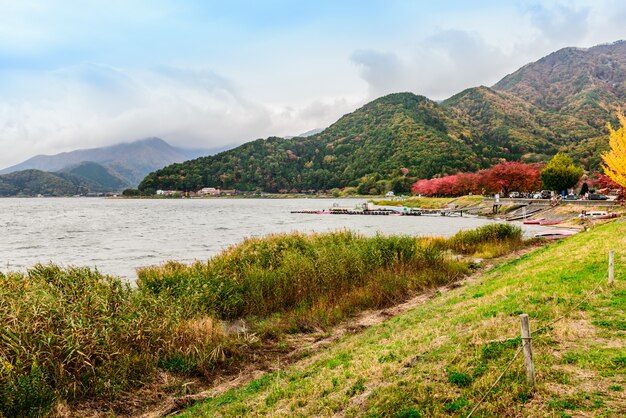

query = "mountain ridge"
[
  {"left": 0, "top": 137, "right": 212, "bottom": 187},
  {"left": 138, "top": 40, "right": 626, "bottom": 194}
]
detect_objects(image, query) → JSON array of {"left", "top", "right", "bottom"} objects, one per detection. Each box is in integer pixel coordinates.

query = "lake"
[{"left": 0, "top": 198, "right": 545, "bottom": 280}]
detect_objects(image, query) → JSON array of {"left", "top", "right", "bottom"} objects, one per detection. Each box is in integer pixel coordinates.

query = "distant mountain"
[
  {"left": 57, "top": 161, "right": 130, "bottom": 192},
  {"left": 0, "top": 137, "right": 212, "bottom": 187},
  {"left": 298, "top": 128, "right": 324, "bottom": 137},
  {"left": 0, "top": 160, "right": 135, "bottom": 196},
  {"left": 285, "top": 128, "right": 325, "bottom": 139},
  {"left": 132, "top": 40, "right": 626, "bottom": 194}
]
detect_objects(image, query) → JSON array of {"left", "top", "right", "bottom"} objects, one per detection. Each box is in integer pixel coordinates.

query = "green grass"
[
  {"left": 372, "top": 195, "right": 485, "bottom": 209},
  {"left": 179, "top": 221, "right": 626, "bottom": 417}
]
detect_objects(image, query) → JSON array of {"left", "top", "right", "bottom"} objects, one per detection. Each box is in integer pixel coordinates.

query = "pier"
[{"left": 291, "top": 207, "right": 468, "bottom": 217}]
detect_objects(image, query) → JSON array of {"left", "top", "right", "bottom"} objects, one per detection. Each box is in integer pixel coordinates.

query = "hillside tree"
[
  {"left": 482, "top": 161, "right": 543, "bottom": 195},
  {"left": 540, "top": 153, "right": 583, "bottom": 193}
]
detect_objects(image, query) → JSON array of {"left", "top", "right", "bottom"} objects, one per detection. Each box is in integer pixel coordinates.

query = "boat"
[
  {"left": 594, "top": 213, "right": 621, "bottom": 220},
  {"left": 539, "top": 220, "right": 563, "bottom": 225},
  {"left": 523, "top": 218, "right": 545, "bottom": 225},
  {"left": 534, "top": 229, "right": 576, "bottom": 240},
  {"left": 578, "top": 211, "right": 621, "bottom": 220}
]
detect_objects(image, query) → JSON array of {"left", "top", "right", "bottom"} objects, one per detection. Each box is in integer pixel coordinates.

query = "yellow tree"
[{"left": 603, "top": 113, "right": 626, "bottom": 187}]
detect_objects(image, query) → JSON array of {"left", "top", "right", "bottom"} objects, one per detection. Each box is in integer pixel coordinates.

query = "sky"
[{"left": 1, "top": 0, "right": 626, "bottom": 168}]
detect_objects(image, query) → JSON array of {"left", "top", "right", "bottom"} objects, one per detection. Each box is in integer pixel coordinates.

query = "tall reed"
[
  {"left": 137, "top": 231, "right": 466, "bottom": 321},
  {"left": 446, "top": 223, "right": 523, "bottom": 257},
  {"left": 0, "top": 225, "right": 525, "bottom": 416}
]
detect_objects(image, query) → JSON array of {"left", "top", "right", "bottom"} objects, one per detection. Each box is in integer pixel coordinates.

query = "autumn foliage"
[
  {"left": 586, "top": 173, "right": 625, "bottom": 196},
  {"left": 412, "top": 162, "right": 543, "bottom": 197},
  {"left": 602, "top": 113, "right": 626, "bottom": 188}
]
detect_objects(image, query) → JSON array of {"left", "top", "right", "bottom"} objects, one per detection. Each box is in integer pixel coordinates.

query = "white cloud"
[
  {"left": 350, "top": 30, "right": 513, "bottom": 100},
  {"left": 2, "top": 0, "right": 626, "bottom": 169},
  {"left": 0, "top": 63, "right": 358, "bottom": 168},
  {"left": 526, "top": 3, "right": 590, "bottom": 44}
]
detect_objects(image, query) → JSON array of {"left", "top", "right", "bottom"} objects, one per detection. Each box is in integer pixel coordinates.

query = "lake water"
[{"left": 0, "top": 198, "right": 545, "bottom": 280}]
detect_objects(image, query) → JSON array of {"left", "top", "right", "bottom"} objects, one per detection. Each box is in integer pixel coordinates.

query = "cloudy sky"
[{"left": 1, "top": 0, "right": 626, "bottom": 168}]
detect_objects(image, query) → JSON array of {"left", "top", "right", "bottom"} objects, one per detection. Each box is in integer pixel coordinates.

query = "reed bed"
[
  {"left": 0, "top": 225, "right": 525, "bottom": 416},
  {"left": 447, "top": 223, "right": 524, "bottom": 257}
]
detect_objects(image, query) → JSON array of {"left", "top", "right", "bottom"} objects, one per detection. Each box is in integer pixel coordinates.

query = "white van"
[{"left": 578, "top": 211, "right": 608, "bottom": 219}]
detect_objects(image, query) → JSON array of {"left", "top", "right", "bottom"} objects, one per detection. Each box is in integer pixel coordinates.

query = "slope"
[
  {"left": 180, "top": 221, "right": 626, "bottom": 417},
  {"left": 494, "top": 40, "right": 626, "bottom": 129},
  {"left": 443, "top": 86, "right": 598, "bottom": 161}
]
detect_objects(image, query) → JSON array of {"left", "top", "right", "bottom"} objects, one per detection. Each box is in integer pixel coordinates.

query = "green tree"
[
  {"left": 540, "top": 153, "right": 583, "bottom": 193},
  {"left": 580, "top": 182, "right": 589, "bottom": 195},
  {"left": 122, "top": 188, "right": 141, "bottom": 197}
]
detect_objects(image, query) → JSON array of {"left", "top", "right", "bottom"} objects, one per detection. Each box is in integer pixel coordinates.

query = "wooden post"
[
  {"left": 519, "top": 314, "right": 536, "bottom": 388},
  {"left": 609, "top": 250, "right": 615, "bottom": 286}
]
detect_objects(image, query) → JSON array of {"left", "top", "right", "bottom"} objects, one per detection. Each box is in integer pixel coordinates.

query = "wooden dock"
[{"left": 291, "top": 207, "right": 468, "bottom": 217}]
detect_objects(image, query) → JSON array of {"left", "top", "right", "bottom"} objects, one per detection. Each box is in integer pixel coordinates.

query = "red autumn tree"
[
  {"left": 411, "top": 172, "right": 481, "bottom": 196},
  {"left": 412, "top": 162, "right": 543, "bottom": 197},
  {"left": 412, "top": 179, "right": 436, "bottom": 196},
  {"left": 482, "top": 162, "right": 543, "bottom": 195},
  {"left": 597, "top": 174, "right": 621, "bottom": 189},
  {"left": 591, "top": 173, "right": 625, "bottom": 197}
]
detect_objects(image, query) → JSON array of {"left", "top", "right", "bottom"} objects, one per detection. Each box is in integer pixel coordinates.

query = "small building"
[
  {"left": 156, "top": 189, "right": 180, "bottom": 196},
  {"left": 198, "top": 187, "right": 221, "bottom": 196}
]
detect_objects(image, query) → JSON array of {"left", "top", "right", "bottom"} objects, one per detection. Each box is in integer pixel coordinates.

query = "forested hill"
[
  {"left": 139, "top": 41, "right": 626, "bottom": 194},
  {"left": 0, "top": 162, "right": 131, "bottom": 196},
  {"left": 139, "top": 94, "right": 486, "bottom": 194},
  {"left": 493, "top": 41, "right": 626, "bottom": 129}
]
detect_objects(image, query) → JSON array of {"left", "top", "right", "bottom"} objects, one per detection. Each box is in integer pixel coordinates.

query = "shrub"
[
  {"left": 0, "top": 265, "right": 218, "bottom": 415},
  {"left": 447, "top": 223, "right": 523, "bottom": 256}
]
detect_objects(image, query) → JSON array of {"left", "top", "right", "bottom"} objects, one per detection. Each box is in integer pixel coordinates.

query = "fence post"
[
  {"left": 609, "top": 250, "right": 615, "bottom": 286},
  {"left": 519, "top": 314, "right": 536, "bottom": 388}
]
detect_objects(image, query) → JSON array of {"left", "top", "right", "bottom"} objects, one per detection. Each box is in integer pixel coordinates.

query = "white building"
[{"left": 198, "top": 187, "right": 221, "bottom": 196}]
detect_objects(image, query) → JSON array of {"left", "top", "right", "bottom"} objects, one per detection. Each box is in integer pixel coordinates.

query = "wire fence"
[{"left": 466, "top": 266, "right": 615, "bottom": 418}]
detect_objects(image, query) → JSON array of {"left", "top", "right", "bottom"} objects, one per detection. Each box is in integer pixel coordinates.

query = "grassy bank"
[
  {"left": 0, "top": 224, "right": 524, "bottom": 416},
  {"left": 179, "top": 221, "right": 625, "bottom": 417},
  {"left": 372, "top": 195, "right": 485, "bottom": 209}
]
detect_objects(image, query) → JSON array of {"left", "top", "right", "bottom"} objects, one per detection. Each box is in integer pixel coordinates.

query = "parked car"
[
  {"left": 588, "top": 193, "right": 608, "bottom": 200},
  {"left": 540, "top": 190, "right": 552, "bottom": 199},
  {"left": 532, "top": 192, "right": 542, "bottom": 199},
  {"left": 509, "top": 191, "right": 520, "bottom": 198},
  {"left": 563, "top": 194, "right": 578, "bottom": 200}
]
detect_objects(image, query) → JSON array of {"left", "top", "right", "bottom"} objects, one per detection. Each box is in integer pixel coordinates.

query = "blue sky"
[{"left": 1, "top": 0, "right": 625, "bottom": 168}]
